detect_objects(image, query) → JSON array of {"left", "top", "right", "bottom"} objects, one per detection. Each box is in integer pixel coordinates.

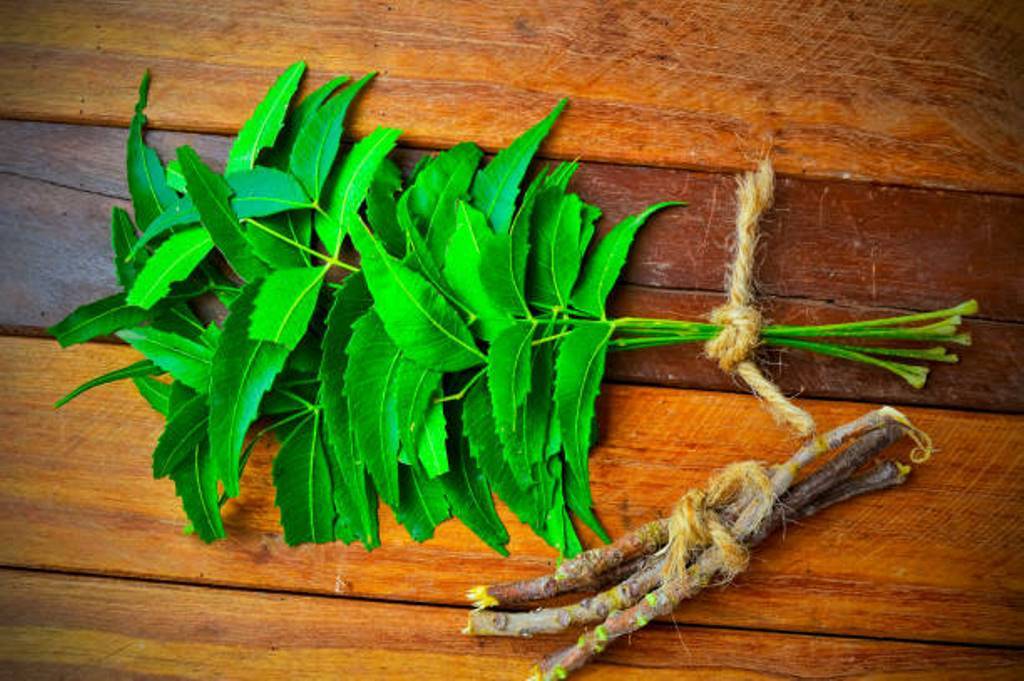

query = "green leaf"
[
  {"left": 442, "top": 201, "right": 509, "bottom": 339},
  {"left": 319, "top": 273, "right": 379, "bottom": 548},
  {"left": 249, "top": 266, "right": 327, "bottom": 349},
  {"left": 554, "top": 323, "right": 613, "bottom": 541},
  {"left": 349, "top": 213, "right": 485, "bottom": 372},
  {"left": 228, "top": 166, "right": 312, "bottom": 217},
  {"left": 127, "top": 71, "right": 177, "bottom": 229},
  {"left": 246, "top": 212, "right": 312, "bottom": 270},
  {"left": 571, "top": 202, "right": 681, "bottom": 317},
  {"left": 154, "top": 304, "right": 209, "bottom": 343},
  {"left": 545, "top": 160, "right": 580, "bottom": 191},
  {"left": 366, "top": 158, "right": 406, "bottom": 258},
  {"left": 478, "top": 171, "right": 545, "bottom": 317},
  {"left": 126, "top": 228, "right": 214, "bottom": 310},
  {"left": 325, "top": 428, "right": 380, "bottom": 548},
  {"left": 117, "top": 326, "right": 214, "bottom": 393},
  {"left": 394, "top": 360, "right": 448, "bottom": 477},
  {"left": 462, "top": 379, "right": 546, "bottom": 535},
  {"left": 111, "top": 207, "right": 144, "bottom": 288},
  {"left": 209, "top": 283, "right": 290, "bottom": 497},
  {"left": 398, "top": 200, "right": 455, "bottom": 305},
  {"left": 130, "top": 195, "right": 199, "bottom": 256},
  {"left": 49, "top": 293, "right": 149, "bottom": 348},
  {"left": 289, "top": 73, "right": 374, "bottom": 200},
  {"left": 152, "top": 388, "right": 208, "bottom": 478},
  {"left": 402, "top": 142, "right": 483, "bottom": 262},
  {"left": 319, "top": 126, "right": 403, "bottom": 256},
  {"left": 542, "top": 457, "right": 583, "bottom": 557},
  {"left": 54, "top": 359, "right": 160, "bottom": 408},
  {"left": 471, "top": 99, "right": 565, "bottom": 233},
  {"left": 265, "top": 74, "right": 351, "bottom": 169},
  {"left": 416, "top": 400, "right": 448, "bottom": 478},
  {"left": 165, "top": 159, "right": 186, "bottom": 193},
  {"left": 226, "top": 61, "right": 306, "bottom": 175},
  {"left": 394, "top": 461, "right": 450, "bottom": 542},
  {"left": 273, "top": 412, "right": 336, "bottom": 545},
  {"left": 486, "top": 321, "right": 535, "bottom": 484},
  {"left": 344, "top": 310, "right": 403, "bottom": 506},
  {"left": 133, "top": 375, "right": 172, "bottom": 415},
  {"left": 529, "top": 188, "right": 585, "bottom": 309},
  {"left": 521, "top": 337, "right": 556, "bottom": 480},
  {"left": 439, "top": 421, "right": 509, "bottom": 554},
  {"left": 177, "top": 145, "right": 269, "bottom": 281},
  {"left": 579, "top": 201, "right": 602, "bottom": 255},
  {"left": 167, "top": 439, "right": 225, "bottom": 543}
]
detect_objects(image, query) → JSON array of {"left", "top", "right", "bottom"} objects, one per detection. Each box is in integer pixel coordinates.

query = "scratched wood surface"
[
  {"left": 1, "top": 1, "right": 1022, "bottom": 193},
  {"left": 2, "top": 120, "right": 1021, "bottom": 411},
  {"left": 2, "top": 337, "right": 1022, "bottom": 648},
  {"left": 2, "top": 1, "right": 1024, "bottom": 677},
  {"left": 6, "top": 570, "right": 1024, "bottom": 680}
]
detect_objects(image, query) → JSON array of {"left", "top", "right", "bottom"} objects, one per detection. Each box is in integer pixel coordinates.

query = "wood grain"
[
  {"left": 5, "top": 119, "right": 1022, "bottom": 323},
  {"left": 2, "top": 120, "right": 1021, "bottom": 411},
  {"left": 2, "top": 337, "right": 1021, "bottom": 646},
  {"left": 5, "top": 570, "right": 1022, "bottom": 680},
  {"left": 1, "top": 1, "right": 1022, "bottom": 192}
]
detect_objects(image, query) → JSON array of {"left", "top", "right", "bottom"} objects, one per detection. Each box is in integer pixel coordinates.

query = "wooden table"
[{"left": 1, "top": 2, "right": 1022, "bottom": 678}]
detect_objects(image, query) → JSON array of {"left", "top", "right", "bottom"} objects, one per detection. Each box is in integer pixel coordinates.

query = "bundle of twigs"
[{"left": 464, "top": 407, "right": 930, "bottom": 679}]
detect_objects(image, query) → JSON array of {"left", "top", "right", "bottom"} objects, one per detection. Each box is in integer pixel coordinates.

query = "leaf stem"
[
  {"left": 765, "top": 300, "right": 977, "bottom": 335},
  {"left": 274, "top": 388, "right": 319, "bottom": 413},
  {"left": 245, "top": 217, "right": 359, "bottom": 272},
  {"left": 435, "top": 367, "right": 486, "bottom": 403},
  {"left": 766, "top": 337, "right": 929, "bottom": 388}
]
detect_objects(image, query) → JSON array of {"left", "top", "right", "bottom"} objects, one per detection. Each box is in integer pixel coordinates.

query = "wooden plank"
[
  {"left": 1, "top": 337, "right": 1021, "bottom": 646},
  {"left": 1, "top": 1, "right": 1022, "bottom": 193},
  {"left": 2, "top": 120, "right": 1021, "bottom": 411},
  {"left": 5, "top": 570, "right": 1022, "bottom": 680},
  {"left": 5, "top": 120, "right": 1022, "bottom": 323}
]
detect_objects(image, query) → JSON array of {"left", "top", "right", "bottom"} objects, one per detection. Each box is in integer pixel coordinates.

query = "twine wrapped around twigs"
[
  {"left": 662, "top": 461, "right": 773, "bottom": 582},
  {"left": 705, "top": 160, "right": 817, "bottom": 438},
  {"left": 466, "top": 407, "right": 933, "bottom": 680}
]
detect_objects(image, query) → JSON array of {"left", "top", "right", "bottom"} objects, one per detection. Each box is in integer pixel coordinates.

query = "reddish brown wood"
[
  {"left": 5, "top": 569, "right": 1022, "bottom": 680},
  {"left": 3, "top": 337, "right": 1022, "bottom": 646},
  {"left": 1, "top": 1, "right": 1022, "bottom": 192}
]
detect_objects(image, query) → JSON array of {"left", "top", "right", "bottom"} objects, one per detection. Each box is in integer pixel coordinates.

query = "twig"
[
  {"left": 463, "top": 408, "right": 922, "bottom": 680},
  {"left": 534, "top": 455, "right": 909, "bottom": 679},
  {"left": 466, "top": 423, "right": 904, "bottom": 638}
]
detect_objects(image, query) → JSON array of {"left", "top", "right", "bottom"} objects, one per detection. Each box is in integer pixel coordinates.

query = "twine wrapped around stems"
[{"left": 705, "top": 160, "right": 817, "bottom": 438}]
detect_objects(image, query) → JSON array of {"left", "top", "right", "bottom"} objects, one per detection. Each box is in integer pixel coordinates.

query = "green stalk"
[
  {"left": 765, "top": 300, "right": 977, "bottom": 335},
  {"left": 766, "top": 337, "right": 929, "bottom": 388}
]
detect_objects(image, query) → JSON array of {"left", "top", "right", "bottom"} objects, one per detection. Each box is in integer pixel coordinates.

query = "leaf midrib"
[
  {"left": 268, "top": 267, "right": 327, "bottom": 345},
  {"left": 363, "top": 220, "right": 484, "bottom": 362},
  {"left": 237, "top": 67, "right": 302, "bottom": 170},
  {"left": 569, "top": 326, "right": 612, "bottom": 462}
]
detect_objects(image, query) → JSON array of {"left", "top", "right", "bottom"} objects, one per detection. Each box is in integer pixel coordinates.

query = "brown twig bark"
[{"left": 463, "top": 408, "right": 922, "bottom": 680}]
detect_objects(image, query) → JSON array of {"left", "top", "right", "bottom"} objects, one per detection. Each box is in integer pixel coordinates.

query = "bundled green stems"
[{"left": 605, "top": 299, "right": 977, "bottom": 388}]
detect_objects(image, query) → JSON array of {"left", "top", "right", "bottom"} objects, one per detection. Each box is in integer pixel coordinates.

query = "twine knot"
[
  {"left": 704, "top": 159, "right": 817, "bottom": 439},
  {"left": 706, "top": 304, "right": 762, "bottom": 372},
  {"left": 662, "top": 461, "right": 774, "bottom": 582}
]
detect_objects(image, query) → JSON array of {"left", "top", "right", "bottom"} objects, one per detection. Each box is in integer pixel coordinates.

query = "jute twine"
[
  {"left": 663, "top": 161, "right": 813, "bottom": 582},
  {"left": 662, "top": 461, "right": 774, "bottom": 582},
  {"left": 704, "top": 159, "right": 817, "bottom": 439}
]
